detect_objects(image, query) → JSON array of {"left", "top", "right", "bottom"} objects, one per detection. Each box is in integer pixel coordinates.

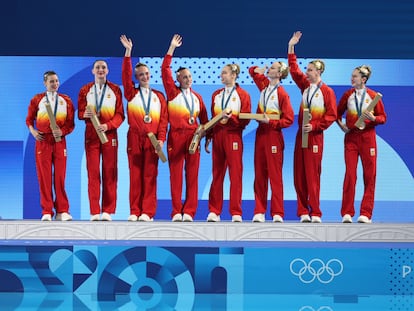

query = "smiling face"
[
  {"left": 176, "top": 68, "right": 193, "bottom": 89},
  {"left": 266, "top": 62, "right": 280, "bottom": 79},
  {"left": 135, "top": 64, "right": 151, "bottom": 88},
  {"left": 306, "top": 63, "right": 321, "bottom": 84},
  {"left": 220, "top": 65, "right": 237, "bottom": 86},
  {"left": 92, "top": 60, "right": 109, "bottom": 82},
  {"left": 351, "top": 69, "right": 366, "bottom": 89},
  {"left": 43, "top": 73, "right": 59, "bottom": 92}
]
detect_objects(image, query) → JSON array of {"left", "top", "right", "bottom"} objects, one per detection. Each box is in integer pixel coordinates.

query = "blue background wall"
[{"left": 0, "top": 0, "right": 413, "bottom": 221}]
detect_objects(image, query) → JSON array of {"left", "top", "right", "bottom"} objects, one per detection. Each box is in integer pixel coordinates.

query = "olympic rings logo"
[
  {"left": 290, "top": 258, "right": 343, "bottom": 284},
  {"left": 299, "top": 307, "right": 334, "bottom": 311}
]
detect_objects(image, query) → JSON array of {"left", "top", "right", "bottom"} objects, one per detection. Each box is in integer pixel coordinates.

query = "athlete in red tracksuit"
[
  {"left": 288, "top": 31, "right": 337, "bottom": 223},
  {"left": 26, "top": 71, "right": 75, "bottom": 221},
  {"left": 78, "top": 60, "right": 125, "bottom": 221},
  {"left": 206, "top": 63, "right": 251, "bottom": 222},
  {"left": 161, "top": 34, "right": 208, "bottom": 222},
  {"left": 337, "top": 65, "right": 386, "bottom": 223},
  {"left": 248, "top": 62, "right": 294, "bottom": 223},
  {"left": 120, "top": 35, "right": 168, "bottom": 222}
]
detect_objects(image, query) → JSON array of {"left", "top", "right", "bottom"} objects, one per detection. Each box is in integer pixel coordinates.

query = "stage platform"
[
  {"left": 1, "top": 221, "right": 413, "bottom": 310},
  {"left": 1, "top": 220, "right": 414, "bottom": 242}
]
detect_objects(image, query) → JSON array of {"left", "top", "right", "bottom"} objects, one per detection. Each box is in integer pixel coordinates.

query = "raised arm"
[
  {"left": 288, "top": 31, "right": 308, "bottom": 91},
  {"left": 162, "top": 34, "right": 183, "bottom": 100},
  {"left": 167, "top": 34, "right": 182, "bottom": 56},
  {"left": 248, "top": 65, "right": 269, "bottom": 91},
  {"left": 120, "top": 34, "right": 133, "bottom": 57},
  {"left": 288, "top": 31, "right": 302, "bottom": 54},
  {"left": 120, "top": 34, "right": 136, "bottom": 101}
]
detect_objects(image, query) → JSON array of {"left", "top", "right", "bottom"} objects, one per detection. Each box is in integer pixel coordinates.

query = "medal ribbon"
[
  {"left": 263, "top": 83, "right": 279, "bottom": 113},
  {"left": 181, "top": 89, "right": 194, "bottom": 117},
  {"left": 221, "top": 86, "right": 236, "bottom": 110},
  {"left": 45, "top": 92, "right": 59, "bottom": 117},
  {"left": 306, "top": 82, "right": 322, "bottom": 109},
  {"left": 94, "top": 82, "right": 107, "bottom": 113},
  {"left": 354, "top": 88, "right": 366, "bottom": 117},
  {"left": 139, "top": 87, "right": 152, "bottom": 116}
]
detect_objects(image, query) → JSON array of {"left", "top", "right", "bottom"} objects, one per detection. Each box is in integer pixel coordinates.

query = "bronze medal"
[{"left": 144, "top": 115, "right": 152, "bottom": 123}]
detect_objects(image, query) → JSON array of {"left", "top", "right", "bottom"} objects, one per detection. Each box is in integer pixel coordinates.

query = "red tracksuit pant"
[
  {"left": 293, "top": 130, "right": 324, "bottom": 217},
  {"left": 254, "top": 126, "right": 285, "bottom": 217},
  {"left": 127, "top": 129, "right": 159, "bottom": 218},
  {"left": 167, "top": 129, "right": 200, "bottom": 218},
  {"left": 341, "top": 128, "right": 377, "bottom": 218},
  {"left": 208, "top": 129, "right": 243, "bottom": 217},
  {"left": 35, "top": 136, "right": 69, "bottom": 216},
  {"left": 85, "top": 127, "right": 118, "bottom": 215}
]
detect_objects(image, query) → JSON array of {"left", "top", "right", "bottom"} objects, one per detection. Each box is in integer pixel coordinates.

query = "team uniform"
[
  {"left": 249, "top": 66, "right": 294, "bottom": 219},
  {"left": 337, "top": 87, "right": 386, "bottom": 219},
  {"left": 288, "top": 53, "right": 337, "bottom": 218},
  {"left": 122, "top": 57, "right": 168, "bottom": 219},
  {"left": 26, "top": 92, "right": 75, "bottom": 217},
  {"left": 161, "top": 54, "right": 208, "bottom": 218},
  {"left": 78, "top": 81, "right": 125, "bottom": 216},
  {"left": 208, "top": 84, "right": 251, "bottom": 218}
]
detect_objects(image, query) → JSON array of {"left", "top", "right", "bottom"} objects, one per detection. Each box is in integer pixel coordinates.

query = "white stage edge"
[{"left": 1, "top": 221, "right": 414, "bottom": 242}]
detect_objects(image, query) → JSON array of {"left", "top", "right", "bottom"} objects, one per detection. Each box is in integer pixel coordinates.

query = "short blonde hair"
[
  {"left": 309, "top": 59, "right": 325, "bottom": 73},
  {"left": 356, "top": 65, "right": 372, "bottom": 81},
  {"left": 226, "top": 63, "right": 240, "bottom": 78},
  {"left": 278, "top": 61, "right": 289, "bottom": 79}
]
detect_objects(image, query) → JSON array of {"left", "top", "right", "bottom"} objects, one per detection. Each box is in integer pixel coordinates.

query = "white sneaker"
[
  {"left": 41, "top": 214, "right": 52, "bottom": 221},
  {"left": 342, "top": 214, "right": 353, "bottom": 223},
  {"left": 183, "top": 213, "right": 193, "bottom": 222},
  {"left": 357, "top": 215, "right": 372, "bottom": 223},
  {"left": 311, "top": 216, "right": 322, "bottom": 223},
  {"left": 300, "top": 214, "right": 311, "bottom": 223},
  {"left": 138, "top": 213, "right": 152, "bottom": 222},
  {"left": 252, "top": 213, "right": 265, "bottom": 223},
  {"left": 128, "top": 214, "right": 138, "bottom": 222},
  {"left": 57, "top": 212, "right": 72, "bottom": 221},
  {"left": 207, "top": 212, "right": 220, "bottom": 222},
  {"left": 101, "top": 212, "right": 112, "bottom": 221},
  {"left": 232, "top": 215, "right": 242, "bottom": 222},
  {"left": 172, "top": 214, "right": 183, "bottom": 222},
  {"left": 272, "top": 215, "right": 284, "bottom": 223},
  {"left": 90, "top": 214, "right": 100, "bottom": 221}
]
